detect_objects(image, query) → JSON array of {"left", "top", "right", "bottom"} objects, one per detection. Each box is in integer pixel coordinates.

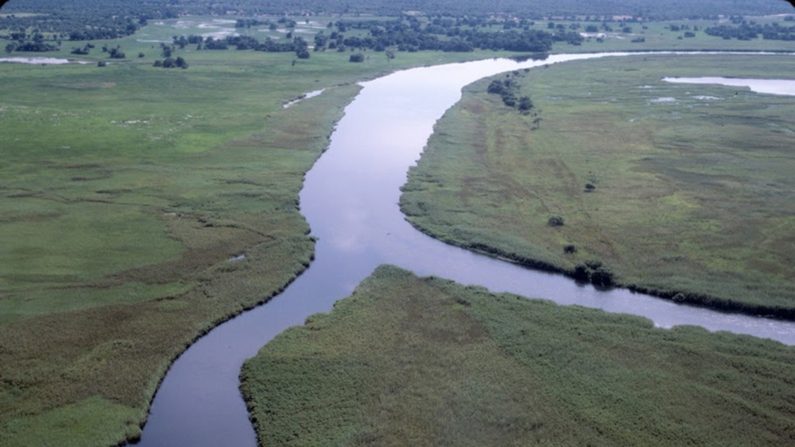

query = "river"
[{"left": 132, "top": 51, "right": 795, "bottom": 446}]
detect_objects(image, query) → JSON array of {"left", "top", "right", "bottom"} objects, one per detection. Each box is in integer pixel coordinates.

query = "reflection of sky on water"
[
  {"left": 136, "top": 51, "right": 795, "bottom": 447},
  {"left": 664, "top": 76, "right": 795, "bottom": 96}
]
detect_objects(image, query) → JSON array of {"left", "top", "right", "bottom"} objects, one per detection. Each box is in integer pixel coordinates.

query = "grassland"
[
  {"left": 549, "top": 18, "right": 795, "bottom": 53},
  {"left": 3, "top": 11, "right": 795, "bottom": 445},
  {"left": 241, "top": 265, "right": 795, "bottom": 446},
  {"left": 401, "top": 54, "right": 795, "bottom": 318},
  {"left": 0, "top": 19, "right": 504, "bottom": 446}
]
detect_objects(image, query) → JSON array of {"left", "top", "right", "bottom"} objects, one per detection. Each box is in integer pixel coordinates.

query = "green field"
[
  {"left": 0, "top": 20, "right": 502, "bottom": 446},
  {"left": 401, "top": 54, "right": 795, "bottom": 317},
  {"left": 548, "top": 18, "right": 795, "bottom": 53},
  {"left": 3, "top": 9, "right": 795, "bottom": 446},
  {"left": 241, "top": 266, "right": 795, "bottom": 446}
]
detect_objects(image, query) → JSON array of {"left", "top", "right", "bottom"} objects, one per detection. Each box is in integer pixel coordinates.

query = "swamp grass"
[
  {"left": 0, "top": 20, "right": 501, "bottom": 446},
  {"left": 401, "top": 54, "right": 795, "bottom": 317},
  {"left": 242, "top": 266, "right": 795, "bottom": 446}
]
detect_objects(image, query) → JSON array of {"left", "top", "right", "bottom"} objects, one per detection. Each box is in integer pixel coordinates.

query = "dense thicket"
[
  {"left": 706, "top": 17, "right": 795, "bottom": 40},
  {"left": 2, "top": 0, "right": 792, "bottom": 36},
  {"left": 1, "top": 0, "right": 178, "bottom": 41},
  {"left": 169, "top": 17, "right": 576, "bottom": 55}
]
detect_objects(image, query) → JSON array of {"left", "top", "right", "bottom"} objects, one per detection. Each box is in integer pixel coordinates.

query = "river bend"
[{"left": 133, "top": 51, "right": 795, "bottom": 447}]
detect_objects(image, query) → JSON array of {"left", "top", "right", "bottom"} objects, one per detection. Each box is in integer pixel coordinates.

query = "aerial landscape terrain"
[{"left": 0, "top": 0, "right": 793, "bottom": 446}]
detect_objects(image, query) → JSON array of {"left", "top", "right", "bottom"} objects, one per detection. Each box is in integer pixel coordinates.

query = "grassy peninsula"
[
  {"left": 241, "top": 266, "right": 795, "bottom": 446},
  {"left": 401, "top": 54, "right": 795, "bottom": 318}
]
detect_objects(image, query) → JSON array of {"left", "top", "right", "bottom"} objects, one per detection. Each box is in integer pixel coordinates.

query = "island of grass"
[
  {"left": 241, "top": 265, "right": 795, "bottom": 446},
  {"left": 401, "top": 54, "right": 795, "bottom": 318}
]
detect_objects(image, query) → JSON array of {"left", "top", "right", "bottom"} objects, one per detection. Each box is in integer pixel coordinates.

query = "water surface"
[{"left": 664, "top": 76, "right": 795, "bottom": 95}]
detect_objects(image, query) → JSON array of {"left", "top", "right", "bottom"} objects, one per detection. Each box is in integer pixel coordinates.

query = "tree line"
[{"left": 705, "top": 20, "right": 795, "bottom": 41}]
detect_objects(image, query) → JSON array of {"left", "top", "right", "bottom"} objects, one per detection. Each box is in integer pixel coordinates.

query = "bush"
[
  {"left": 573, "top": 264, "right": 590, "bottom": 281},
  {"left": 590, "top": 267, "right": 614, "bottom": 287},
  {"left": 563, "top": 244, "right": 577, "bottom": 254},
  {"left": 547, "top": 216, "right": 565, "bottom": 227},
  {"left": 349, "top": 53, "right": 364, "bottom": 63}
]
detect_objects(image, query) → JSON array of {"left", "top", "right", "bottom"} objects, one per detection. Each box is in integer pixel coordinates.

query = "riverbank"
[
  {"left": 241, "top": 265, "right": 795, "bottom": 446},
  {"left": 401, "top": 53, "right": 795, "bottom": 319},
  {"left": 0, "top": 28, "right": 506, "bottom": 445}
]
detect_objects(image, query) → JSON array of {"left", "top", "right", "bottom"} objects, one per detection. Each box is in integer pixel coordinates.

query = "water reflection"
[{"left": 134, "top": 52, "right": 795, "bottom": 447}]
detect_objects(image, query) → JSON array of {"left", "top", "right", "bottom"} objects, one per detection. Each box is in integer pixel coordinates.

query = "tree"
[{"left": 518, "top": 96, "right": 534, "bottom": 112}]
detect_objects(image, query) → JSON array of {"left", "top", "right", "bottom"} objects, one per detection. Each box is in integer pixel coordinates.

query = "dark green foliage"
[
  {"left": 706, "top": 21, "right": 795, "bottom": 41},
  {"left": 1, "top": 0, "right": 792, "bottom": 45},
  {"left": 547, "top": 215, "right": 564, "bottom": 227},
  {"left": 349, "top": 53, "right": 364, "bottom": 62},
  {"left": 518, "top": 95, "right": 534, "bottom": 112},
  {"left": 590, "top": 266, "right": 614, "bottom": 287},
  {"left": 108, "top": 47, "right": 125, "bottom": 59},
  {"left": 154, "top": 56, "right": 189, "bottom": 68},
  {"left": 70, "top": 45, "right": 91, "bottom": 55}
]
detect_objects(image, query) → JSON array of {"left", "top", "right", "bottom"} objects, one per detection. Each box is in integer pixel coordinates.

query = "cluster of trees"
[
  {"left": 176, "top": 34, "right": 312, "bottom": 58},
  {"left": 1, "top": 0, "right": 792, "bottom": 45},
  {"left": 4, "top": 39, "right": 58, "bottom": 53},
  {"left": 153, "top": 56, "right": 189, "bottom": 69},
  {"left": 326, "top": 17, "right": 581, "bottom": 52},
  {"left": 1, "top": 0, "right": 178, "bottom": 41},
  {"left": 99, "top": 45, "right": 126, "bottom": 58},
  {"left": 70, "top": 43, "right": 94, "bottom": 55},
  {"left": 487, "top": 75, "right": 534, "bottom": 113},
  {"left": 161, "top": 0, "right": 793, "bottom": 20},
  {"left": 235, "top": 17, "right": 297, "bottom": 29},
  {"left": 705, "top": 22, "right": 795, "bottom": 41},
  {"left": 174, "top": 16, "right": 585, "bottom": 57}
]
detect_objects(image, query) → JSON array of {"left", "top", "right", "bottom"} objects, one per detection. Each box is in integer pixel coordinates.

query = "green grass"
[
  {"left": 3, "top": 16, "right": 794, "bottom": 445},
  {"left": 547, "top": 18, "right": 795, "bottom": 53},
  {"left": 401, "top": 54, "right": 795, "bottom": 317},
  {"left": 0, "top": 19, "right": 509, "bottom": 447},
  {"left": 241, "top": 265, "right": 795, "bottom": 446}
]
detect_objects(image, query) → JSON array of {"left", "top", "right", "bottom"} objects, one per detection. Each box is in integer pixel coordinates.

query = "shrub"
[
  {"left": 349, "top": 53, "right": 364, "bottom": 63},
  {"left": 590, "top": 267, "right": 614, "bottom": 287},
  {"left": 547, "top": 216, "right": 565, "bottom": 227},
  {"left": 573, "top": 264, "right": 590, "bottom": 281}
]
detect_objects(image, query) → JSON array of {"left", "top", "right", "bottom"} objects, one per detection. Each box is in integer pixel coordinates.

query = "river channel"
[{"left": 133, "top": 51, "right": 795, "bottom": 446}]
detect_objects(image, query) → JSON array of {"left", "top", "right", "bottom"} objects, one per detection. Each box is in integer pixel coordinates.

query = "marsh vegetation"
[
  {"left": 242, "top": 266, "right": 795, "bottom": 446},
  {"left": 402, "top": 54, "right": 795, "bottom": 317}
]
